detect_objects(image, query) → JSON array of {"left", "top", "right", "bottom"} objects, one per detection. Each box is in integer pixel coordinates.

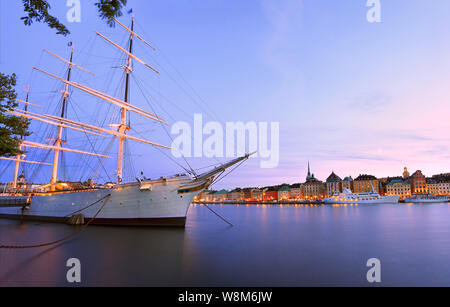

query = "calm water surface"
[{"left": 1, "top": 203, "right": 450, "bottom": 286}]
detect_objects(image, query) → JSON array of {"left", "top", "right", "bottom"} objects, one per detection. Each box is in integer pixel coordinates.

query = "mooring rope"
[
  {"left": 0, "top": 194, "right": 111, "bottom": 249},
  {"left": 63, "top": 193, "right": 111, "bottom": 217},
  {"left": 203, "top": 204, "right": 233, "bottom": 227}
]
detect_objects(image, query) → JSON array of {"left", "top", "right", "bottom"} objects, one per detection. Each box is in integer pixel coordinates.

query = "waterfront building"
[
  {"left": 243, "top": 188, "right": 253, "bottom": 200},
  {"left": 13, "top": 174, "right": 29, "bottom": 193},
  {"left": 240, "top": 188, "right": 264, "bottom": 201},
  {"left": 379, "top": 177, "right": 402, "bottom": 196},
  {"left": 302, "top": 163, "right": 324, "bottom": 199},
  {"left": 302, "top": 178, "right": 324, "bottom": 199},
  {"left": 264, "top": 187, "right": 279, "bottom": 201},
  {"left": 195, "top": 190, "right": 213, "bottom": 202},
  {"left": 342, "top": 176, "right": 353, "bottom": 191},
  {"left": 408, "top": 170, "right": 428, "bottom": 194},
  {"left": 438, "top": 182, "right": 450, "bottom": 195},
  {"left": 302, "top": 164, "right": 323, "bottom": 198},
  {"left": 432, "top": 173, "right": 450, "bottom": 182},
  {"left": 228, "top": 188, "right": 244, "bottom": 201},
  {"left": 278, "top": 185, "right": 291, "bottom": 200},
  {"left": 427, "top": 179, "right": 440, "bottom": 195},
  {"left": 290, "top": 183, "right": 302, "bottom": 200},
  {"left": 386, "top": 179, "right": 411, "bottom": 199},
  {"left": 430, "top": 174, "right": 450, "bottom": 195},
  {"left": 353, "top": 174, "right": 380, "bottom": 193},
  {"left": 326, "top": 172, "right": 342, "bottom": 196},
  {"left": 2, "top": 175, "right": 41, "bottom": 193},
  {"left": 251, "top": 188, "right": 264, "bottom": 201},
  {"left": 212, "top": 190, "right": 228, "bottom": 202}
]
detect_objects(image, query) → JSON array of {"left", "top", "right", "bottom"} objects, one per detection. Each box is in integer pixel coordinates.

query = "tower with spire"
[
  {"left": 306, "top": 162, "right": 315, "bottom": 181},
  {"left": 403, "top": 167, "right": 410, "bottom": 179}
]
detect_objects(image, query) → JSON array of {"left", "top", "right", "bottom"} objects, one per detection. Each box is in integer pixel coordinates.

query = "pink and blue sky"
[{"left": 1, "top": 0, "right": 449, "bottom": 189}]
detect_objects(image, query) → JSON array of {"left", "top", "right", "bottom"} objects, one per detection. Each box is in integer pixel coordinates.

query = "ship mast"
[
  {"left": 50, "top": 48, "right": 74, "bottom": 185},
  {"left": 117, "top": 15, "right": 134, "bottom": 184},
  {"left": 12, "top": 90, "right": 29, "bottom": 189},
  {"left": 25, "top": 17, "right": 168, "bottom": 186}
]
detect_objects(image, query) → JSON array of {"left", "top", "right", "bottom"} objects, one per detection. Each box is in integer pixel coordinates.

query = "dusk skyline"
[{"left": 1, "top": 0, "right": 450, "bottom": 189}]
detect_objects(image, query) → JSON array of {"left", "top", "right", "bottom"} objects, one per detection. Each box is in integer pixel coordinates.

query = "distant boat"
[
  {"left": 404, "top": 194, "right": 450, "bottom": 204},
  {"left": 324, "top": 188, "right": 400, "bottom": 204}
]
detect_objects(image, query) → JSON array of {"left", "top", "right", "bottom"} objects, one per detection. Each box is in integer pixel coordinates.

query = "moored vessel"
[
  {"left": 324, "top": 189, "right": 400, "bottom": 204},
  {"left": 404, "top": 194, "right": 450, "bottom": 204},
  {"left": 0, "top": 15, "right": 250, "bottom": 227}
]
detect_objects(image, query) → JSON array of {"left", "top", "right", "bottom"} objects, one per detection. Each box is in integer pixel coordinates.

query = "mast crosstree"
[
  {"left": 6, "top": 16, "right": 168, "bottom": 187},
  {"left": 96, "top": 15, "right": 161, "bottom": 183}
]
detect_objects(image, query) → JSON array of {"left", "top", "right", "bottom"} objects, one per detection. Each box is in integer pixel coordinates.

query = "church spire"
[
  {"left": 403, "top": 167, "right": 410, "bottom": 179},
  {"left": 306, "top": 162, "right": 312, "bottom": 181}
]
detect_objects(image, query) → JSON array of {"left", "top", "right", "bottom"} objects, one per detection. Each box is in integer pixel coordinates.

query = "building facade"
[
  {"left": 409, "top": 170, "right": 427, "bottom": 194},
  {"left": 242, "top": 188, "right": 253, "bottom": 200},
  {"left": 438, "top": 182, "right": 450, "bottom": 195},
  {"left": 342, "top": 176, "right": 353, "bottom": 191},
  {"left": 302, "top": 179, "right": 324, "bottom": 199},
  {"left": 290, "top": 183, "right": 302, "bottom": 200},
  {"left": 302, "top": 163, "right": 324, "bottom": 199},
  {"left": 427, "top": 179, "right": 439, "bottom": 195},
  {"left": 353, "top": 174, "right": 380, "bottom": 193},
  {"left": 228, "top": 188, "right": 244, "bottom": 201},
  {"left": 386, "top": 179, "right": 411, "bottom": 199},
  {"left": 264, "top": 187, "right": 278, "bottom": 201},
  {"left": 212, "top": 190, "right": 228, "bottom": 201},
  {"left": 251, "top": 188, "right": 264, "bottom": 201},
  {"left": 326, "top": 172, "right": 342, "bottom": 196},
  {"left": 278, "top": 185, "right": 291, "bottom": 200},
  {"left": 195, "top": 190, "right": 213, "bottom": 202}
]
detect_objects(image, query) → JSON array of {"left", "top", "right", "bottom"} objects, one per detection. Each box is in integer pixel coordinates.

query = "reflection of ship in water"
[
  {"left": 404, "top": 194, "right": 450, "bottom": 204},
  {"left": 0, "top": 219, "right": 188, "bottom": 286}
]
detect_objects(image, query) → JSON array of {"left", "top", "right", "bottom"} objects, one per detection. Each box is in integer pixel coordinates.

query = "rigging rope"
[
  {"left": 131, "top": 74, "right": 196, "bottom": 176},
  {"left": 134, "top": 20, "right": 222, "bottom": 123},
  {"left": 210, "top": 159, "right": 247, "bottom": 188}
]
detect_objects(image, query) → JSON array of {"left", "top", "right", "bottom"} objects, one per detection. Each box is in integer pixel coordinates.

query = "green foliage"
[
  {"left": 0, "top": 73, "right": 31, "bottom": 157},
  {"left": 5, "top": 1, "right": 128, "bottom": 158},
  {"left": 21, "top": 0, "right": 70, "bottom": 36},
  {"left": 95, "top": 0, "right": 128, "bottom": 27},
  {"left": 20, "top": 0, "right": 128, "bottom": 35}
]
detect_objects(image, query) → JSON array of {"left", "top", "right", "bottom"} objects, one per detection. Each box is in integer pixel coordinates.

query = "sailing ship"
[{"left": 0, "top": 16, "right": 250, "bottom": 227}]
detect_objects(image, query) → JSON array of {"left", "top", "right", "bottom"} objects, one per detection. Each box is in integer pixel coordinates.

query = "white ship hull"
[
  {"left": 404, "top": 197, "right": 450, "bottom": 204},
  {"left": 0, "top": 176, "right": 210, "bottom": 227},
  {"left": 324, "top": 188, "right": 400, "bottom": 205}
]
